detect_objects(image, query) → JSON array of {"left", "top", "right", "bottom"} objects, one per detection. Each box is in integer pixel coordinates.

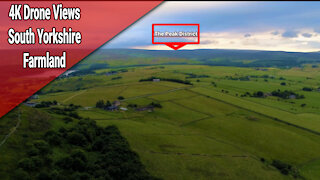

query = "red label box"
[{"left": 152, "top": 24, "right": 200, "bottom": 50}]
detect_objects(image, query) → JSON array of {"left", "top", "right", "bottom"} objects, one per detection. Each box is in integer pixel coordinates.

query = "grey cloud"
[
  {"left": 314, "top": 28, "right": 320, "bottom": 33},
  {"left": 282, "top": 30, "right": 298, "bottom": 38},
  {"left": 302, "top": 33, "right": 312, "bottom": 38},
  {"left": 271, "top": 31, "right": 279, "bottom": 35},
  {"left": 201, "top": 40, "right": 219, "bottom": 44},
  {"left": 244, "top": 33, "right": 251, "bottom": 38}
]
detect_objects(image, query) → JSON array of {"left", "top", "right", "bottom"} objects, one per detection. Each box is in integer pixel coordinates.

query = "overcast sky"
[{"left": 103, "top": 1, "right": 320, "bottom": 52}]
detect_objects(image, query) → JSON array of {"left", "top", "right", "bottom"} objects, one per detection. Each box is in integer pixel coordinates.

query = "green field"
[{"left": 1, "top": 60, "right": 320, "bottom": 179}]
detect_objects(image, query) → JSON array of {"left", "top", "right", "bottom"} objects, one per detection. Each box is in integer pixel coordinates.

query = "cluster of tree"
[
  {"left": 117, "top": 69, "right": 128, "bottom": 72},
  {"left": 221, "top": 89, "right": 229, "bottom": 93},
  {"left": 105, "top": 71, "right": 118, "bottom": 76},
  {"left": 241, "top": 92, "right": 252, "bottom": 97},
  {"left": 149, "top": 102, "right": 162, "bottom": 108},
  {"left": 248, "top": 75, "right": 274, "bottom": 79},
  {"left": 252, "top": 91, "right": 264, "bottom": 97},
  {"left": 117, "top": 96, "right": 125, "bottom": 100},
  {"left": 126, "top": 102, "right": 162, "bottom": 109},
  {"left": 111, "top": 69, "right": 128, "bottom": 73},
  {"left": 148, "top": 66, "right": 165, "bottom": 70},
  {"left": 139, "top": 76, "right": 192, "bottom": 85},
  {"left": 302, "top": 87, "right": 313, "bottom": 91},
  {"left": 271, "top": 90, "right": 305, "bottom": 99},
  {"left": 184, "top": 73, "right": 210, "bottom": 79},
  {"left": 233, "top": 75, "right": 286, "bottom": 81},
  {"left": 96, "top": 99, "right": 113, "bottom": 109},
  {"left": 49, "top": 104, "right": 82, "bottom": 119},
  {"left": 64, "top": 104, "right": 82, "bottom": 111},
  {"left": 14, "top": 140, "right": 53, "bottom": 179},
  {"left": 225, "top": 76, "right": 250, "bottom": 81},
  {"left": 13, "top": 119, "right": 159, "bottom": 180},
  {"left": 271, "top": 160, "right": 300, "bottom": 178},
  {"left": 111, "top": 76, "right": 122, "bottom": 80},
  {"left": 104, "top": 69, "right": 128, "bottom": 76},
  {"left": 211, "top": 82, "right": 217, "bottom": 87},
  {"left": 127, "top": 103, "right": 138, "bottom": 108},
  {"left": 47, "top": 89, "right": 65, "bottom": 93},
  {"left": 71, "top": 64, "right": 109, "bottom": 76},
  {"left": 68, "top": 69, "right": 96, "bottom": 76},
  {"left": 63, "top": 117, "right": 73, "bottom": 123},
  {"left": 35, "top": 100, "right": 57, "bottom": 108},
  {"left": 242, "top": 90, "right": 304, "bottom": 99}
]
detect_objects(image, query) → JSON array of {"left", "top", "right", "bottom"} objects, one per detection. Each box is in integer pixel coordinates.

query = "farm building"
[
  {"left": 29, "top": 94, "right": 39, "bottom": 99},
  {"left": 289, "top": 95, "right": 296, "bottom": 99},
  {"left": 105, "top": 101, "right": 121, "bottom": 111},
  {"left": 106, "top": 105, "right": 118, "bottom": 111},
  {"left": 113, "top": 100, "right": 121, "bottom": 107},
  {"left": 136, "top": 106, "right": 154, "bottom": 112},
  {"left": 24, "top": 102, "right": 38, "bottom": 107},
  {"left": 105, "top": 71, "right": 117, "bottom": 76}
]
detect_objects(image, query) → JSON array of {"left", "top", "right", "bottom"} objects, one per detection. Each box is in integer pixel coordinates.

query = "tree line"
[
  {"left": 139, "top": 76, "right": 192, "bottom": 85},
  {"left": 13, "top": 119, "right": 159, "bottom": 180}
]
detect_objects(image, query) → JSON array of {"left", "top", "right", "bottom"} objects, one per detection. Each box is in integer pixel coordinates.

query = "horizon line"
[{"left": 101, "top": 48, "right": 320, "bottom": 53}]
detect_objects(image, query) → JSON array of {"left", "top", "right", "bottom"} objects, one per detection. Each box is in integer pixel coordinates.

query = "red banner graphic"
[{"left": 0, "top": 1, "right": 162, "bottom": 117}]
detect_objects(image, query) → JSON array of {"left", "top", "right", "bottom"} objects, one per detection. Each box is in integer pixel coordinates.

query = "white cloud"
[
  {"left": 134, "top": 29, "right": 320, "bottom": 52},
  {"left": 105, "top": 1, "right": 320, "bottom": 52},
  {"left": 157, "top": 2, "right": 246, "bottom": 14}
]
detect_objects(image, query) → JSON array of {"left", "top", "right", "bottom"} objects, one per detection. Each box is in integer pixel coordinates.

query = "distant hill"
[{"left": 77, "top": 49, "right": 320, "bottom": 69}]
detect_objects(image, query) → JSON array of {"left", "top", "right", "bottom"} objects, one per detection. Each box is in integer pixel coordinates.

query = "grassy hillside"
[
  {"left": 75, "top": 49, "right": 320, "bottom": 69},
  {"left": 11, "top": 62, "right": 318, "bottom": 179},
  {"left": 0, "top": 105, "right": 157, "bottom": 180}
]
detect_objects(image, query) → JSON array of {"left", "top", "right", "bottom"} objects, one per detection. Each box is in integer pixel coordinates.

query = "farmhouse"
[
  {"left": 106, "top": 106, "right": 118, "bottom": 111},
  {"left": 289, "top": 95, "right": 296, "bottom": 99},
  {"left": 153, "top": 79, "right": 160, "bottom": 82},
  {"left": 105, "top": 100, "right": 121, "bottom": 111},
  {"left": 113, "top": 100, "right": 121, "bottom": 106},
  {"left": 120, "top": 107, "right": 128, "bottom": 111},
  {"left": 263, "top": 93, "right": 272, "bottom": 97},
  {"left": 255, "top": 68, "right": 268, "bottom": 71},
  {"left": 62, "top": 70, "right": 78, "bottom": 77},
  {"left": 24, "top": 102, "right": 38, "bottom": 107},
  {"left": 30, "top": 94, "right": 39, "bottom": 99},
  {"left": 105, "top": 71, "right": 117, "bottom": 76},
  {"left": 26, "top": 94, "right": 39, "bottom": 102}
]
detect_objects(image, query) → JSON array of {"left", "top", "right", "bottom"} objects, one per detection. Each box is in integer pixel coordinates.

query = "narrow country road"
[{"left": 0, "top": 108, "right": 21, "bottom": 148}]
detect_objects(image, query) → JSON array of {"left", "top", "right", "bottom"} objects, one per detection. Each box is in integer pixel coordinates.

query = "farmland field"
[{"left": 1, "top": 49, "right": 320, "bottom": 179}]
